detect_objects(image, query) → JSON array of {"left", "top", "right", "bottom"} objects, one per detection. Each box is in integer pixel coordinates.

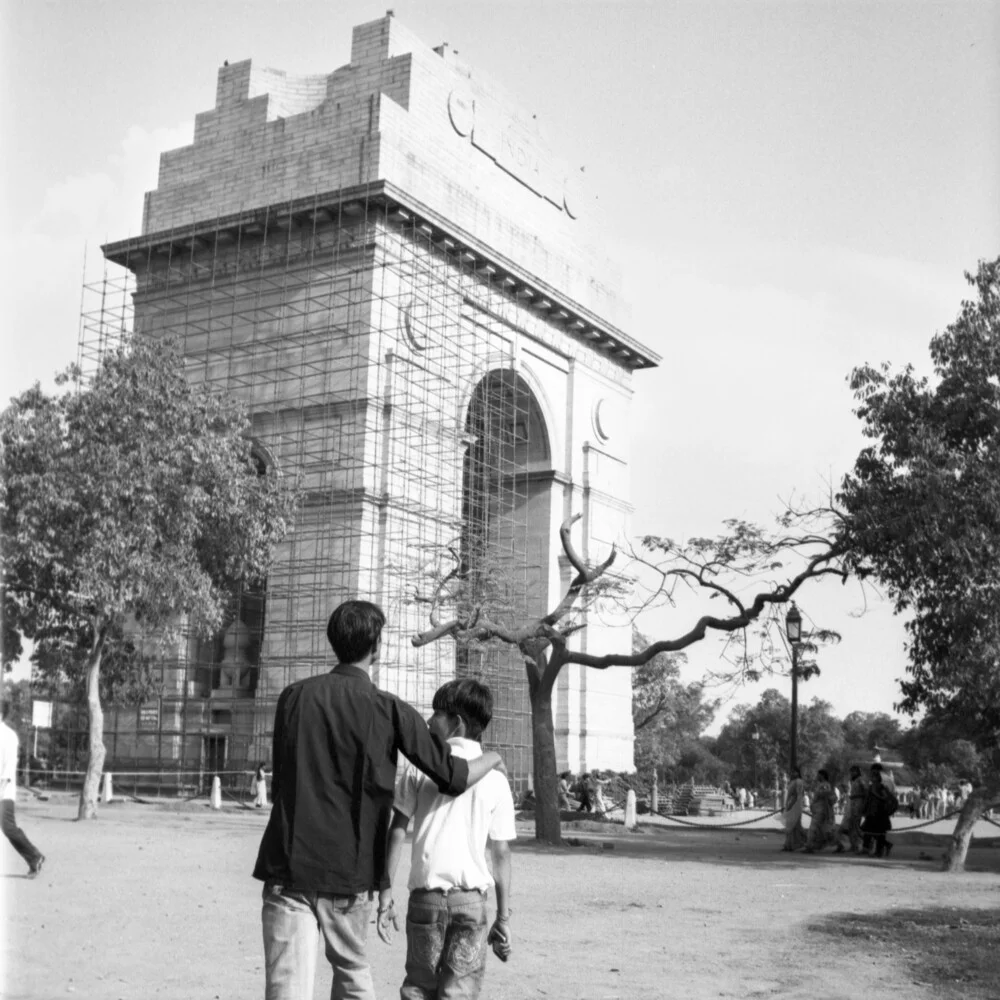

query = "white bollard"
[
  {"left": 101, "top": 772, "right": 113, "bottom": 804},
  {"left": 624, "top": 789, "right": 638, "bottom": 830},
  {"left": 210, "top": 775, "right": 223, "bottom": 810}
]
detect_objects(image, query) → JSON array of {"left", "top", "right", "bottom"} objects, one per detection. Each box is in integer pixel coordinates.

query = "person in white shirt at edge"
[
  {"left": 0, "top": 699, "right": 45, "bottom": 876},
  {"left": 380, "top": 678, "right": 515, "bottom": 1000}
]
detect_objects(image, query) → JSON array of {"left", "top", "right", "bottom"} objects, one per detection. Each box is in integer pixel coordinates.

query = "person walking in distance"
[
  {"left": 253, "top": 761, "right": 269, "bottom": 809},
  {"left": 835, "top": 765, "right": 867, "bottom": 854},
  {"left": 253, "top": 600, "right": 506, "bottom": 1000},
  {"left": 0, "top": 700, "right": 44, "bottom": 877},
  {"left": 383, "top": 678, "right": 515, "bottom": 1000},
  {"left": 861, "top": 764, "right": 898, "bottom": 858}
]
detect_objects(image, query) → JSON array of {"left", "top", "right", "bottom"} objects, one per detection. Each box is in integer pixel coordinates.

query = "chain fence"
[
  {"left": 591, "top": 796, "right": 992, "bottom": 833},
  {"left": 22, "top": 768, "right": 264, "bottom": 808}
]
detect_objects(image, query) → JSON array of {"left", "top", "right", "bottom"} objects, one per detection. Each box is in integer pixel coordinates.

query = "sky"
[{"left": 2, "top": 1, "right": 998, "bottom": 733}]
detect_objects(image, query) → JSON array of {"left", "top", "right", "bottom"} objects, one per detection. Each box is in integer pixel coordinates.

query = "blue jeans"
[
  {"left": 261, "top": 882, "right": 374, "bottom": 1000},
  {"left": 401, "top": 888, "right": 489, "bottom": 1000}
]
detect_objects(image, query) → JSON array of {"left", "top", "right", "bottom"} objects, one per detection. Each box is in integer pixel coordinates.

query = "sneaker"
[{"left": 28, "top": 855, "right": 45, "bottom": 877}]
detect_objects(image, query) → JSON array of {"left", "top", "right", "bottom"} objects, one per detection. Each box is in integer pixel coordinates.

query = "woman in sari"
[
  {"left": 804, "top": 769, "right": 837, "bottom": 852},
  {"left": 781, "top": 766, "right": 807, "bottom": 851}
]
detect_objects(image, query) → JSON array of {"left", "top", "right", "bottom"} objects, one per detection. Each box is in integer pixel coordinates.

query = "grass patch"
[{"left": 809, "top": 907, "right": 1000, "bottom": 999}]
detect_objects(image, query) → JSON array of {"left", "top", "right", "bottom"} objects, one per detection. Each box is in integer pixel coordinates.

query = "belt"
[{"left": 413, "top": 886, "right": 487, "bottom": 897}]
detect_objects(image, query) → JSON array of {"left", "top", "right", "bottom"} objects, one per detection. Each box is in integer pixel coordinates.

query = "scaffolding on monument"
[{"left": 68, "top": 182, "right": 543, "bottom": 794}]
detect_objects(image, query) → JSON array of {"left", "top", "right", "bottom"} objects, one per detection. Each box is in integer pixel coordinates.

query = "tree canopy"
[
  {"left": 631, "top": 628, "right": 717, "bottom": 784},
  {"left": 0, "top": 336, "right": 299, "bottom": 816},
  {"left": 839, "top": 257, "right": 1000, "bottom": 755}
]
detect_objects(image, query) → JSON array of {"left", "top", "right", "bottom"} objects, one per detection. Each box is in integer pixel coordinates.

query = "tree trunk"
[
  {"left": 529, "top": 685, "right": 562, "bottom": 845},
  {"left": 944, "top": 786, "right": 997, "bottom": 872},
  {"left": 78, "top": 640, "right": 106, "bottom": 820}
]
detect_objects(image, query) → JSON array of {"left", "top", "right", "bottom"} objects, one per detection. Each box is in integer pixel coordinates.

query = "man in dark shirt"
[{"left": 254, "top": 599, "right": 505, "bottom": 1000}]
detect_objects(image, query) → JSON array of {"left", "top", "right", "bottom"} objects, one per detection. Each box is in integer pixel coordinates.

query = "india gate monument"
[{"left": 89, "top": 13, "right": 660, "bottom": 792}]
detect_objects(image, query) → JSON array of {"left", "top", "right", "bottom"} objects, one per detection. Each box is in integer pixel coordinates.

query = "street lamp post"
[
  {"left": 785, "top": 603, "right": 802, "bottom": 774},
  {"left": 751, "top": 726, "right": 760, "bottom": 791}
]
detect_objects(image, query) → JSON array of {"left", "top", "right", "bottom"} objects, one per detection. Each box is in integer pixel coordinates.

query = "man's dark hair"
[
  {"left": 326, "top": 600, "right": 386, "bottom": 665},
  {"left": 0, "top": 700, "right": 8, "bottom": 722},
  {"left": 817, "top": 769, "right": 829, "bottom": 782},
  {"left": 849, "top": 765, "right": 861, "bottom": 778},
  {"left": 432, "top": 678, "right": 493, "bottom": 741}
]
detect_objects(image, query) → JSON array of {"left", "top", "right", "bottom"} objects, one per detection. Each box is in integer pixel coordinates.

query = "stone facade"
[{"left": 101, "top": 14, "right": 659, "bottom": 786}]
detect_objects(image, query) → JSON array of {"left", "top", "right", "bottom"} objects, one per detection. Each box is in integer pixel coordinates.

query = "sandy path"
[{"left": 2, "top": 796, "right": 998, "bottom": 1000}]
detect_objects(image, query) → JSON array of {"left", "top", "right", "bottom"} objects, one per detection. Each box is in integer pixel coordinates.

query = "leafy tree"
[
  {"left": 414, "top": 512, "right": 844, "bottom": 844},
  {"left": 670, "top": 738, "right": 730, "bottom": 786},
  {"left": 1, "top": 678, "right": 33, "bottom": 738},
  {"left": 839, "top": 256, "right": 1000, "bottom": 869},
  {"left": 0, "top": 337, "right": 298, "bottom": 819},
  {"left": 841, "top": 711, "right": 902, "bottom": 758},
  {"left": 715, "top": 689, "right": 844, "bottom": 795},
  {"left": 631, "top": 629, "right": 717, "bottom": 785},
  {"left": 797, "top": 698, "right": 846, "bottom": 780}
]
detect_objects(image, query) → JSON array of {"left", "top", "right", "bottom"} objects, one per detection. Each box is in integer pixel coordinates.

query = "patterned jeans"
[
  {"left": 261, "top": 882, "right": 374, "bottom": 1000},
  {"left": 402, "top": 888, "right": 489, "bottom": 1000}
]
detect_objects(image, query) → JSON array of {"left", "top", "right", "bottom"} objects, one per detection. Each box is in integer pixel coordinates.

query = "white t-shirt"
[
  {"left": 0, "top": 721, "right": 19, "bottom": 802},
  {"left": 394, "top": 736, "right": 516, "bottom": 892}
]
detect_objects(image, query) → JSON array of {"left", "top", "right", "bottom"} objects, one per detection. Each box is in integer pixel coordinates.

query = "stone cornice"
[{"left": 102, "top": 181, "right": 660, "bottom": 372}]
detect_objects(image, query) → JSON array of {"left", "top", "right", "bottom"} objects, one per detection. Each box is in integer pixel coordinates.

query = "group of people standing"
[{"left": 782, "top": 762, "right": 899, "bottom": 858}]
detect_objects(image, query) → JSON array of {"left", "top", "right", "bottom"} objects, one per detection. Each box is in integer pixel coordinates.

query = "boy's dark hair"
[
  {"left": 0, "top": 700, "right": 8, "bottom": 722},
  {"left": 326, "top": 600, "right": 386, "bottom": 665},
  {"left": 817, "top": 769, "right": 829, "bottom": 782},
  {"left": 432, "top": 678, "right": 493, "bottom": 741}
]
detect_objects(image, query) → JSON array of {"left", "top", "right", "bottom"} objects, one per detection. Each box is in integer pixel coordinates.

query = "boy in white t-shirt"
[{"left": 380, "top": 678, "right": 515, "bottom": 1000}]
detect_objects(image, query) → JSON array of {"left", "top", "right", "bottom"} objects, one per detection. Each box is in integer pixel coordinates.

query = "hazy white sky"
[{"left": 2, "top": 1, "right": 998, "bottom": 730}]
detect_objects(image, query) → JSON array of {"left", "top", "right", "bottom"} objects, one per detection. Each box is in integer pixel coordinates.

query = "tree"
[
  {"left": 631, "top": 629, "right": 716, "bottom": 788},
  {"left": 839, "top": 256, "right": 1000, "bottom": 870},
  {"left": 1, "top": 337, "right": 298, "bottom": 819},
  {"left": 841, "top": 711, "right": 902, "bottom": 759},
  {"left": 413, "top": 512, "right": 845, "bottom": 844}
]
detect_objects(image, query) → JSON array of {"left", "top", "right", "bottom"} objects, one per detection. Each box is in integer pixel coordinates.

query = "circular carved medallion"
[{"left": 448, "top": 89, "right": 475, "bottom": 137}]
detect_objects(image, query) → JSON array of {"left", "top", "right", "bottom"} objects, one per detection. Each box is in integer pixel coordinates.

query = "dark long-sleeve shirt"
[{"left": 253, "top": 665, "right": 470, "bottom": 894}]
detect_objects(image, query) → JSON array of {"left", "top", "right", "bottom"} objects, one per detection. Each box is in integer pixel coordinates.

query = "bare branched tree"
[{"left": 413, "top": 509, "right": 846, "bottom": 844}]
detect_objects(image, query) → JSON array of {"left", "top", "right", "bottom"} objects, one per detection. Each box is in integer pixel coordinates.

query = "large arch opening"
[{"left": 459, "top": 369, "right": 552, "bottom": 791}]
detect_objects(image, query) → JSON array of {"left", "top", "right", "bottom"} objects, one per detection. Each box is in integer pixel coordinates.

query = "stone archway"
[{"left": 459, "top": 369, "right": 552, "bottom": 791}]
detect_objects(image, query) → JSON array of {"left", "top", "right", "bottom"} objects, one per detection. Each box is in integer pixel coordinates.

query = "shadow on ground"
[{"left": 809, "top": 906, "right": 1000, "bottom": 1000}]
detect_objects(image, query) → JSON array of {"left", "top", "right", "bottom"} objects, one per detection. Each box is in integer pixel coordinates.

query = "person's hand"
[
  {"left": 487, "top": 915, "right": 511, "bottom": 962},
  {"left": 377, "top": 898, "right": 400, "bottom": 944}
]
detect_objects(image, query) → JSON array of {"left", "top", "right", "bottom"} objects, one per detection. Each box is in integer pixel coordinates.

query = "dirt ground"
[{"left": 3, "top": 794, "right": 999, "bottom": 1000}]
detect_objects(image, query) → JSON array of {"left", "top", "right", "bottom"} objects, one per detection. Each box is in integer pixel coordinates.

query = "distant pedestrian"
[
  {"left": 804, "top": 769, "right": 837, "bottom": 853},
  {"left": 575, "top": 773, "right": 593, "bottom": 813},
  {"left": 781, "top": 767, "right": 807, "bottom": 852},
  {"left": 835, "top": 765, "right": 867, "bottom": 854},
  {"left": 253, "top": 761, "right": 268, "bottom": 808},
  {"left": 593, "top": 773, "right": 610, "bottom": 817},
  {"left": 861, "top": 764, "right": 898, "bottom": 858},
  {"left": 558, "top": 772, "right": 572, "bottom": 810},
  {"left": 0, "top": 701, "right": 45, "bottom": 877}
]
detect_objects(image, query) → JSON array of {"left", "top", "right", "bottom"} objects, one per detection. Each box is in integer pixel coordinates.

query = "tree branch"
[
  {"left": 566, "top": 547, "right": 846, "bottom": 669},
  {"left": 542, "top": 515, "right": 616, "bottom": 626}
]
